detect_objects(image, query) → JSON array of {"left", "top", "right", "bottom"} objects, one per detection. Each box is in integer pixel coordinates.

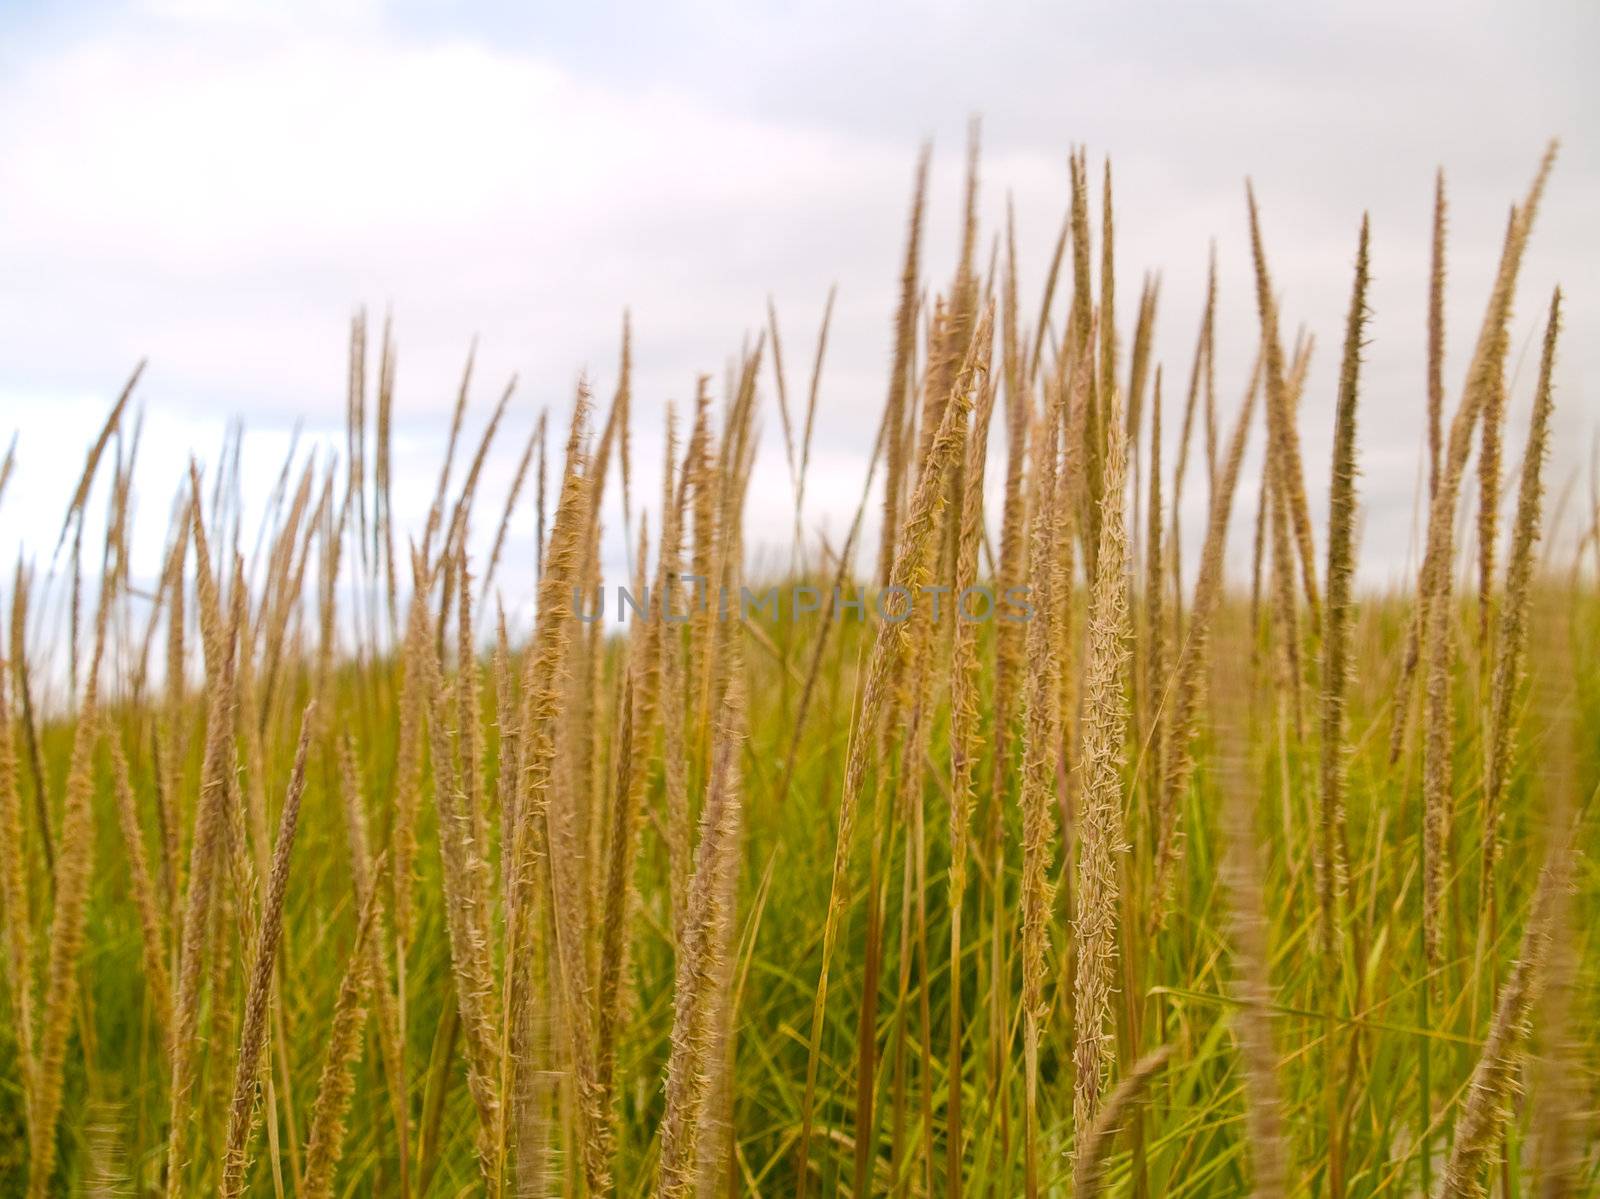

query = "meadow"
[{"left": 0, "top": 138, "right": 1594, "bottom": 1196}]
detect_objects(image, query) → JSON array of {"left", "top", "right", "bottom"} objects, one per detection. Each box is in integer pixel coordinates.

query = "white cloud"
[{"left": 1, "top": 0, "right": 1595, "bottom": 613}]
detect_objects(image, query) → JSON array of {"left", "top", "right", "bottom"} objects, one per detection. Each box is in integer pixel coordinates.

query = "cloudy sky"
[{"left": 2, "top": 0, "right": 1596, "bottom": 632}]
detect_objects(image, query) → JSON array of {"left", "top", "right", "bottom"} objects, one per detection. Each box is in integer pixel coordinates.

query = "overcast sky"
[{"left": 2, "top": 0, "right": 1596, "bottom": 637}]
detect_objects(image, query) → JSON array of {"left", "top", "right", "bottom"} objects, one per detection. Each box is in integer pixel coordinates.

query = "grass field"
[{"left": 0, "top": 139, "right": 1595, "bottom": 1196}]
